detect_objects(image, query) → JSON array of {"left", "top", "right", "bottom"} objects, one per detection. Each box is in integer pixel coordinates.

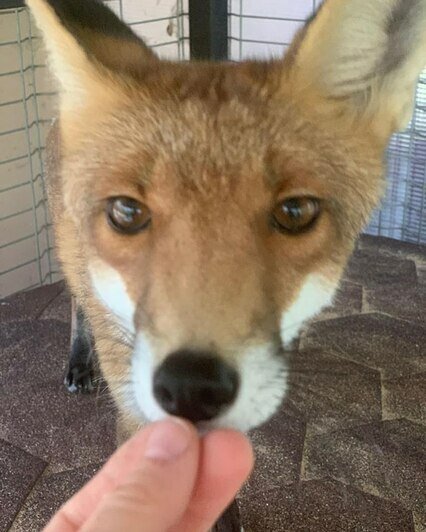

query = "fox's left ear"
[
  {"left": 287, "top": 0, "right": 426, "bottom": 136},
  {"left": 27, "top": 0, "right": 157, "bottom": 111}
]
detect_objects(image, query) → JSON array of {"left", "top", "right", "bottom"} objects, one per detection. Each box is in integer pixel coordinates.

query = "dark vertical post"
[{"left": 188, "top": 0, "right": 228, "bottom": 60}]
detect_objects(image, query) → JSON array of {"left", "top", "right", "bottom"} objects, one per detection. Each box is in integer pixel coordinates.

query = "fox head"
[{"left": 29, "top": 0, "right": 426, "bottom": 431}]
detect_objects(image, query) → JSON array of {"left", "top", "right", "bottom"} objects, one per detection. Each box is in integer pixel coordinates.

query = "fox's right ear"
[{"left": 27, "top": 0, "right": 157, "bottom": 110}]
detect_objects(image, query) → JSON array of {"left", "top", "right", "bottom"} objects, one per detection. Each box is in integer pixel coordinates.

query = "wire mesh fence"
[
  {"left": 0, "top": 6, "right": 56, "bottom": 297},
  {"left": 369, "top": 74, "right": 426, "bottom": 243},
  {"left": 0, "top": 0, "right": 189, "bottom": 297},
  {"left": 0, "top": 0, "right": 424, "bottom": 297}
]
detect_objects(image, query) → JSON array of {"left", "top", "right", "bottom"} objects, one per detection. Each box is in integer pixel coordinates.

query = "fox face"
[{"left": 30, "top": 0, "right": 426, "bottom": 432}]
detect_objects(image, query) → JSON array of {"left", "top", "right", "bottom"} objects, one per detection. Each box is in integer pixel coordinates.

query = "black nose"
[{"left": 153, "top": 350, "right": 239, "bottom": 423}]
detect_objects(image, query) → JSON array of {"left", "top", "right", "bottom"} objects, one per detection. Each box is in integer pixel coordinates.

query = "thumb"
[{"left": 81, "top": 418, "right": 200, "bottom": 532}]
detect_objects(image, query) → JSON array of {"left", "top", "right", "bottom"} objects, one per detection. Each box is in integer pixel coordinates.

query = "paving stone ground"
[{"left": 1, "top": 235, "right": 425, "bottom": 531}]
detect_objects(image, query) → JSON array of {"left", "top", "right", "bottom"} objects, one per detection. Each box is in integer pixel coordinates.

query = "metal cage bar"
[{"left": 188, "top": 0, "right": 228, "bottom": 60}]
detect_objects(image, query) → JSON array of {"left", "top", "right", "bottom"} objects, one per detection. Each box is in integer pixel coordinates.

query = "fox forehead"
[
  {"left": 62, "top": 75, "right": 383, "bottom": 251},
  {"left": 63, "top": 58, "right": 378, "bottom": 160}
]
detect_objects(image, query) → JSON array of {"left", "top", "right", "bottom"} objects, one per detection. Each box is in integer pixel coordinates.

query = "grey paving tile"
[
  {"left": 0, "top": 440, "right": 47, "bottom": 532},
  {"left": 343, "top": 250, "right": 418, "bottom": 288},
  {"left": 358, "top": 235, "right": 426, "bottom": 264},
  {"left": 0, "top": 282, "right": 64, "bottom": 323},
  {"left": 240, "top": 479, "right": 414, "bottom": 532},
  {"left": 417, "top": 265, "right": 426, "bottom": 286},
  {"left": 0, "top": 318, "right": 116, "bottom": 472},
  {"left": 0, "top": 319, "right": 69, "bottom": 383},
  {"left": 301, "top": 313, "right": 426, "bottom": 378},
  {"left": 245, "top": 412, "right": 305, "bottom": 493},
  {"left": 304, "top": 419, "right": 426, "bottom": 515},
  {"left": 364, "top": 283, "right": 425, "bottom": 325},
  {"left": 10, "top": 463, "right": 102, "bottom": 532},
  {"left": 283, "top": 349, "right": 382, "bottom": 433},
  {"left": 414, "top": 512, "right": 426, "bottom": 532},
  {"left": 382, "top": 373, "right": 426, "bottom": 426},
  {"left": 0, "top": 381, "right": 116, "bottom": 473},
  {"left": 40, "top": 288, "right": 71, "bottom": 323}
]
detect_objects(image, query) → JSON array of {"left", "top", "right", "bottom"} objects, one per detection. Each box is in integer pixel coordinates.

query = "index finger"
[{"left": 43, "top": 422, "right": 190, "bottom": 531}]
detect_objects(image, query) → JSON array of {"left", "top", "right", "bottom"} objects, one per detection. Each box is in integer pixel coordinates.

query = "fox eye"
[
  {"left": 272, "top": 197, "right": 321, "bottom": 234},
  {"left": 106, "top": 197, "right": 151, "bottom": 234}
]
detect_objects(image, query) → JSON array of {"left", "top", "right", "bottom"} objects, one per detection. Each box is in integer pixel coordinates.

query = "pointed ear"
[
  {"left": 288, "top": 0, "right": 426, "bottom": 135},
  {"left": 27, "top": 0, "right": 157, "bottom": 110}
]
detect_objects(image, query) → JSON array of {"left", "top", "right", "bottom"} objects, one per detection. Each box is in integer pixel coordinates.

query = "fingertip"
[
  {"left": 78, "top": 418, "right": 201, "bottom": 532},
  {"left": 127, "top": 417, "right": 199, "bottom": 450},
  {"left": 144, "top": 418, "right": 197, "bottom": 461},
  {"left": 203, "top": 429, "right": 255, "bottom": 478}
]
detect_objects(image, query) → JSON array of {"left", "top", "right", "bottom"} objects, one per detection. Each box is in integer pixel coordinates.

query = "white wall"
[{"left": 229, "top": 0, "right": 319, "bottom": 60}]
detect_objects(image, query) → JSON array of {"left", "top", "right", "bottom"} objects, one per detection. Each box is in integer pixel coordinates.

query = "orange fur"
[{"left": 34, "top": 0, "right": 426, "bottom": 437}]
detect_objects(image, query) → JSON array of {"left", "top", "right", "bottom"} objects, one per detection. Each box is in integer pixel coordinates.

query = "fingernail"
[{"left": 145, "top": 418, "right": 191, "bottom": 461}]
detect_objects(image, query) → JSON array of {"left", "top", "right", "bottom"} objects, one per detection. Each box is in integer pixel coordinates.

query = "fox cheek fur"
[{"left": 29, "top": 0, "right": 426, "bottom": 437}]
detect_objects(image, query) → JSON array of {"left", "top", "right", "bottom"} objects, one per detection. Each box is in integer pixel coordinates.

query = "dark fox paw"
[
  {"left": 66, "top": 303, "right": 95, "bottom": 393},
  {"left": 64, "top": 361, "right": 94, "bottom": 393},
  {"left": 64, "top": 340, "right": 95, "bottom": 394}
]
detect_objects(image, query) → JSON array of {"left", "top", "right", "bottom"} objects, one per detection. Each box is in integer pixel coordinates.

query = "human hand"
[{"left": 44, "top": 418, "right": 254, "bottom": 532}]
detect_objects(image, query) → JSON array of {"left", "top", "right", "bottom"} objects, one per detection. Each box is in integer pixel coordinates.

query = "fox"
[{"left": 28, "top": 0, "right": 426, "bottom": 443}]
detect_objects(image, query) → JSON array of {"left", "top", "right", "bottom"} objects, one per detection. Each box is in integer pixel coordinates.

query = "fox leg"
[
  {"left": 64, "top": 296, "right": 94, "bottom": 393},
  {"left": 213, "top": 499, "right": 243, "bottom": 532}
]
